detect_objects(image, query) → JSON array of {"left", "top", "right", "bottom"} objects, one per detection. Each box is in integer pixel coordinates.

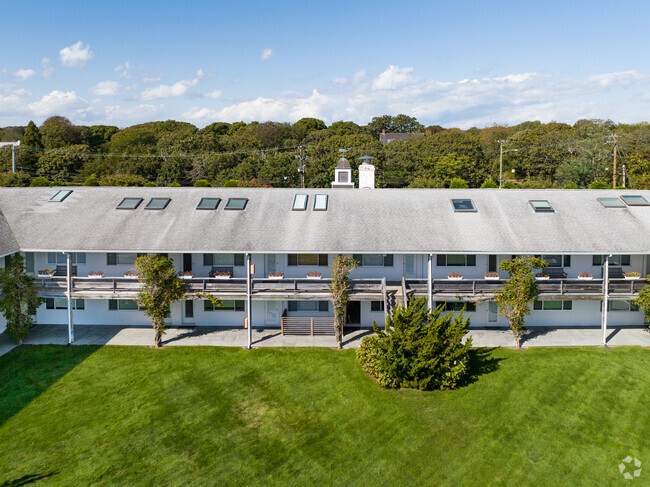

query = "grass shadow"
[
  {"left": 1, "top": 472, "right": 59, "bottom": 485},
  {"left": 461, "top": 348, "right": 505, "bottom": 387},
  {"left": 0, "top": 345, "right": 98, "bottom": 428}
]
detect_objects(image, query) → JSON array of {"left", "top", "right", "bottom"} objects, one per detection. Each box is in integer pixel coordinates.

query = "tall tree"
[
  {"left": 329, "top": 255, "right": 358, "bottom": 349},
  {"left": 135, "top": 255, "right": 186, "bottom": 347},
  {"left": 0, "top": 254, "right": 44, "bottom": 344},
  {"left": 39, "top": 116, "right": 80, "bottom": 149},
  {"left": 494, "top": 257, "right": 547, "bottom": 348}
]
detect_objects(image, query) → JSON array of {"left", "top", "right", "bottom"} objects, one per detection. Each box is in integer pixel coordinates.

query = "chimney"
[{"left": 358, "top": 155, "right": 375, "bottom": 189}]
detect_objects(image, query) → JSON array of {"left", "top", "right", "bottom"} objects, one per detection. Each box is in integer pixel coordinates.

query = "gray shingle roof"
[
  {"left": 0, "top": 187, "right": 649, "bottom": 254},
  {"left": 0, "top": 208, "right": 18, "bottom": 257}
]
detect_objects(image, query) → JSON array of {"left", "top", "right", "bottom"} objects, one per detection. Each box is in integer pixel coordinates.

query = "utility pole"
[
  {"left": 607, "top": 134, "right": 619, "bottom": 188},
  {"left": 298, "top": 145, "right": 305, "bottom": 189},
  {"left": 497, "top": 140, "right": 506, "bottom": 189},
  {"left": 0, "top": 141, "right": 20, "bottom": 173},
  {"left": 622, "top": 164, "right": 627, "bottom": 188}
]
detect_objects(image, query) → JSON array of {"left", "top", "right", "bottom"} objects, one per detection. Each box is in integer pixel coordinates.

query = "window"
[
  {"left": 314, "top": 194, "right": 328, "bottom": 211},
  {"left": 48, "top": 252, "right": 86, "bottom": 265},
  {"left": 288, "top": 254, "right": 328, "bottom": 266},
  {"left": 50, "top": 190, "right": 72, "bottom": 202},
  {"left": 107, "top": 253, "right": 138, "bottom": 265},
  {"left": 46, "top": 298, "right": 84, "bottom": 310},
  {"left": 451, "top": 199, "right": 477, "bottom": 212},
  {"left": 116, "top": 197, "right": 143, "bottom": 210},
  {"left": 145, "top": 198, "right": 171, "bottom": 210},
  {"left": 292, "top": 194, "right": 308, "bottom": 211},
  {"left": 592, "top": 255, "right": 630, "bottom": 266},
  {"left": 204, "top": 300, "right": 245, "bottom": 311},
  {"left": 437, "top": 302, "right": 476, "bottom": 312},
  {"left": 533, "top": 300, "right": 572, "bottom": 310},
  {"left": 529, "top": 200, "right": 554, "bottom": 212},
  {"left": 371, "top": 301, "right": 385, "bottom": 312},
  {"left": 603, "top": 300, "right": 639, "bottom": 312},
  {"left": 620, "top": 195, "right": 650, "bottom": 206},
  {"left": 598, "top": 197, "right": 626, "bottom": 208},
  {"left": 534, "top": 255, "right": 570, "bottom": 268},
  {"left": 437, "top": 255, "right": 476, "bottom": 266},
  {"left": 203, "top": 254, "right": 245, "bottom": 266},
  {"left": 196, "top": 198, "right": 220, "bottom": 210},
  {"left": 108, "top": 299, "right": 143, "bottom": 310},
  {"left": 288, "top": 301, "right": 329, "bottom": 312},
  {"left": 353, "top": 254, "right": 393, "bottom": 267},
  {"left": 224, "top": 198, "right": 248, "bottom": 210}
]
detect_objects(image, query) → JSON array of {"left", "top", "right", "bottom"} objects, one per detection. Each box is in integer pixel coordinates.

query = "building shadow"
[
  {"left": 520, "top": 327, "right": 555, "bottom": 346},
  {"left": 1, "top": 472, "right": 59, "bottom": 486},
  {"left": 0, "top": 345, "right": 98, "bottom": 428},
  {"left": 342, "top": 329, "right": 373, "bottom": 347}
]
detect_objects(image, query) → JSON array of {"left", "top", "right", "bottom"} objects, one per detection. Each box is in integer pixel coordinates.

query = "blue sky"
[{"left": 1, "top": 0, "right": 649, "bottom": 128}]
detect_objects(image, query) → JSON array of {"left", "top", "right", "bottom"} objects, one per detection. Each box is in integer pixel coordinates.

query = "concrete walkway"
[{"left": 1, "top": 325, "right": 649, "bottom": 357}]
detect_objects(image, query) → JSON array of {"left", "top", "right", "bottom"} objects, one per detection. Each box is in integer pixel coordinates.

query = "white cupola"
[
  {"left": 331, "top": 156, "right": 354, "bottom": 188},
  {"left": 358, "top": 155, "right": 375, "bottom": 189}
]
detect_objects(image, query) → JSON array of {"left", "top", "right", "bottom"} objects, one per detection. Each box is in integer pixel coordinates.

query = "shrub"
[
  {"left": 480, "top": 178, "right": 498, "bottom": 188},
  {"left": 83, "top": 174, "right": 99, "bottom": 186},
  {"left": 501, "top": 181, "right": 517, "bottom": 189},
  {"left": 563, "top": 182, "right": 579, "bottom": 189},
  {"left": 144, "top": 182, "right": 157, "bottom": 187},
  {"left": 449, "top": 177, "right": 469, "bottom": 189},
  {"left": 193, "top": 179, "right": 210, "bottom": 187},
  {"left": 223, "top": 179, "right": 239, "bottom": 187},
  {"left": 29, "top": 176, "right": 50, "bottom": 187},
  {"left": 169, "top": 181, "right": 181, "bottom": 187},
  {"left": 357, "top": 298, "right": 472, "bottom": 391},
  {"left": 0, "top": 171, "right": 31, "bottom": 187},
  {"left": 49, "top": 180, "right": 66, "bottom": 186},
  {"left": 588, "top": 180, "right": 609, "bottom": 189},
  {"left": 99, "top": 173, "right": 148, "bottom": 186}
]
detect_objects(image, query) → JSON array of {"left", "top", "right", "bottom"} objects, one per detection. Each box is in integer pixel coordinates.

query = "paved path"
[{"left": 1, "top": 325, "right": 649, "bottom": 357}]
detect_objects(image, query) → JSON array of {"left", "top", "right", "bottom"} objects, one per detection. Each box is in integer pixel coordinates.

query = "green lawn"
[{"left": 0, "top": 345, "right": 648, "bottom": 486}]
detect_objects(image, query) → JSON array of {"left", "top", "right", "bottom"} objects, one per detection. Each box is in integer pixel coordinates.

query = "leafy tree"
[
  {"left": 37, "top": 144, "right": 91, "bottom": 180},
  {"left": 0, "top": 171, "right": 30, "bottom": 187},
  {"left": 19, "top": 121, "right": 43, "bottom": 173},
  {"left": 83, "top": 174, "right": 99, "bottom": 186},
  {"left": 39, "top": 116, "right": 80, "bottom": 149},
  {"left": 588, "top": 180, "right": 610, "bottom": 189},
  {"left": 199, "top": 122, "right": 231, "bottom": 136},
  {"left": 449, "top": 177, "right": 469, "bottom": 188},
  {"left": 292, "top": 118, "right": 326, "bottom": 140},
  {"left": 408, "top": 176, "right": 446, "bottom": 188},
  {"left": 494, "top": 257, "right": 547, "bottom": 348},
  {"left": 329, "top": 255, "right": 358, "bottom": 349},
  {"left": 329, "top": 121, "right": 360, "bottom": 136},
  {"left": 0, "top": 254, "right": 44, "bottom": 344},
  {"left": 29, "top": 176, "right": 50, "bottom": 187},
  {"left": 480, "top": 178, "right": 498, "bottom": 188},
  {"left": 563, "top": 182, "right": 579, "bottom": 189},
  {"left": 632, "top": 279, "right": 650, "bottom": 329},
  {"left": 501, "top": 181, "right": 517, "bottom": 189},
  {"left": 135, "top": 255, "right": 186, "bottom": 348},
  {"left": 357, "top": 298, "right": 472, "bottom": 390},
  {"left": 99, "top": 173, "right": 148, "bottom": 186}
]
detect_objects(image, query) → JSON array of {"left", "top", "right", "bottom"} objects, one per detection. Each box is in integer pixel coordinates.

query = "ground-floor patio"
[{"left": 1, "top": 324, "right": 649, "bottom": 357}]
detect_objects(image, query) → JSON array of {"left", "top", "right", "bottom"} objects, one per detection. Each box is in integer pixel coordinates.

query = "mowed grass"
[{"left": 0, "top": 345, "right": 648, "bottom": 486}]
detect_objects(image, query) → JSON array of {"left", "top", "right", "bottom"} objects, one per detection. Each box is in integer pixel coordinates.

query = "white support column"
[
  {"left": 66, "top": 253, "right": 74, "bottom": 344},
  {"left": 246, "top": 253, "right": 252, "bottom": 349},
  {"left": 427, "top": 254, "right": 433, "bottom": 311},
  {"left": 601, "top": 255, "right": 610, "bottom": 345}
]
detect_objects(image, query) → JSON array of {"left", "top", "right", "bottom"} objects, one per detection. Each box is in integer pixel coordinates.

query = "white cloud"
[
  {"left": 28, "top": 90, "right": 83, "bottom": 116},
  {"left": 261, "top": 48, "right": 274, "bottom": 61},
  {"left": 205, "top": 89, "right": 223, "bottom": 99},
  {"left": 14, "top": 69, "right": 36, "bottom": 81},
  {"left": 352, "top": 70, "right": 366, "bottom": 85},
  {"left": 141, "top": 76, "right": 200, "bottom": 100},
  {"left": 372, "top": 65, "right": 414, "bottom": 90},
  {"left": 115, "top": 62, "right": 134, "bottom": 79},
  {"left": 104, "top": 103, "right": 163, "bottom": 121},
  {"left": 59, "top": 41, "right": 93, "bottom": 67},
  {"left": 90, "top": 80, "right": 121, "bottom": 97},
  {"left": 41, "top": 58, "right": 54, "bottom": 78},
  {"left": 585, "top": 70, "right": 646, "bottom": 88},
  {"left": 142, "top": 76, "right": 161, "bottom": 84}
]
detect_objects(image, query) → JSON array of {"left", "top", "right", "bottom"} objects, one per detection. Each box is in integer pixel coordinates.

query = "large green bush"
[{"left": 357, "top": 298, "right": 472, "bottom": 390}]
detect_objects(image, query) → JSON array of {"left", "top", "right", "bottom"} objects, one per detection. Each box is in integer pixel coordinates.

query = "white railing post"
[
  {"left": 601, "top": 256, "right": 610, "bottom": 345},
  {"left": 66, "top": 253, "right": 74, "bottom": 344}
]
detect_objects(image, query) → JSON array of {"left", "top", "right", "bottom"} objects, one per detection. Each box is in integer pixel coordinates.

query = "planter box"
[
  {"left": 213, "top": 275, "right": 232, "bottom": 280},
  {"left": 268, "top": 275, "right": 284, "bottom": 279},
  {"left": 179, "top": 275, "right": 193, "bottom": 280},
  {"left": 37, "top": 273, "right": 53, "bottom": 278},
  {"left": 447, "top": 277, "right": 463, "bottom": 281},
  {"left": 123, "top": 275, "right": 138, "bottom": 279},
  {"left": 535, "top": 276, "right": 550, "bottom": 280},
  {"left": 624, "top": 276, "right": 641, "bottom": 280},
  {"left": 577, "top": 276, "right": 593, "bottom": 280},
  {"left": 306, "top": 276, "right": 322, "bottom": 280},
  {"left": 484, "top": 276, "right": 500, "bottom": 281},
  {"left": 86, "top": 275, "right": 104, "bottom": 279}
]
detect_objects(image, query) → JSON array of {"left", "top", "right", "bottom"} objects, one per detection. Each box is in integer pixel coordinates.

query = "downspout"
[
  {"left": 427, "top": 253, "right": 433, "bottom": 311},
  {"left": 246, "top": 253, "right": 252, "bottom": 349},
  {"left": 66, "top": 252, "right": 74, "bottom": 344},
  {"left": 601, "top": 255, "right": 610, "bottom": 346}
]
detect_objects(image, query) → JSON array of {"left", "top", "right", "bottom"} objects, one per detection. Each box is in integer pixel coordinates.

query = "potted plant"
[
  {"left": 484, "top": 271, "right": 499, "bottom": 280},
  {"left": 447, "top": 272, "right": 463, "bottom": 280},
  {"left": 624, "top": 271, "right": 641, "bottom": 280},
  {"left": 577, "top": 272, "right": 593, "bottom": 280},
  {"left": 87, "top": 270, "right": 104, "bottom": 278},
  {"left": 213, "top": 271, "right": 232, "bottom": 280},
  {"left": 268, "top": 271, "right": 284, "bottom": 279},
  {"left": 37, "top": 268, "right": 54, "bottom": 278},
  {"left": 535, "top": 272, "right": 550, "bottom": 280},
  {"left": 123, "top": 269, "right": 139, "bottom": 279},
  {"left": 178, "top": 270, "right": 194, "bottom": 279},
  {"left": 306, "top": 271, "right": 322, "bottom": 279}
]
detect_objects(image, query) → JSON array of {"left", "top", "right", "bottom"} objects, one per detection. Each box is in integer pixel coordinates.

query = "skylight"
[
  {"left": 451, "top": 199, "right": 476, "bottom": 212},
  {"left": 225, "top": 198, "right": 248, "bottom": 210},
  {"left": 50, "top": 190, "right": 72, "bottom": 202},
  {"left": 116, "top": 197, "right": 143, "bottom": 210},
  {"left": 292, "top": 194, "right": 308, "bottom": 211},
  {"left": 314, "top": 194, "right": 328, "bottom": 211},
  {"left": 196, "top": 197, "right": 220, "bottom": 210},
  {"left": 620, "top": 195, "right": 650, "bottom": 206},
  {"left": 529, "top": 200, "right": 554, "bottom": 212},
  {"left": 598, "top": 197, "right": 626, "bottom": 208},
  {"left": 145, "top": 198, "right": 171, "bottom": 210}
]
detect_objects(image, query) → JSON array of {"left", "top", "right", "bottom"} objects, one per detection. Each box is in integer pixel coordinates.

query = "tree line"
[{"left": 1, "top": 114, "right": 649, "bottom": 189}]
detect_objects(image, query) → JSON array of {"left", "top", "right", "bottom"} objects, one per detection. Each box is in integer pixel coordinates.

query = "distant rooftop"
[{"left": 379, "top": 130, "right": 425, "bottom": 144}]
